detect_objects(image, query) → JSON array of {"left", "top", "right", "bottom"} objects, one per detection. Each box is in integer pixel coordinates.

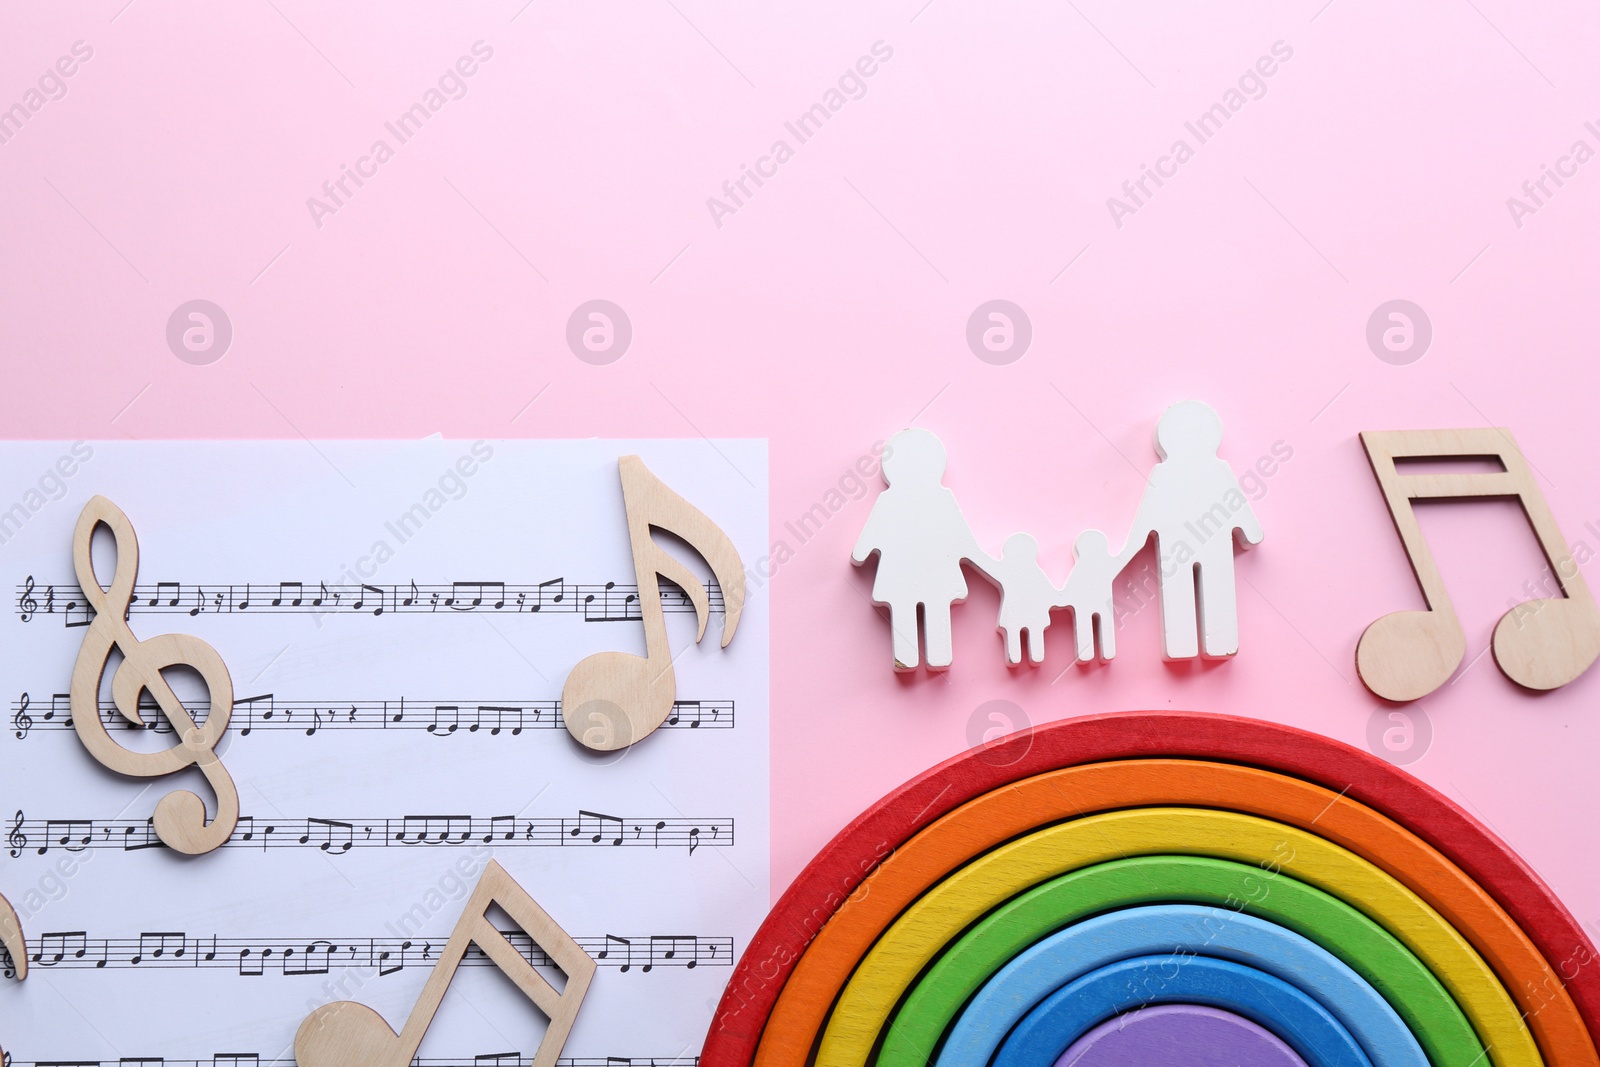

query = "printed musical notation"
[
  {"left": 2, "top": 1056, "right": 700, "bottom": 1067},
  {"left": 20, "top": 928, "right": 730, "bottom": 976},
  {"left": 0, "top": 440, "right": 771, "bottom": 1056},
  {"left": 7, "top": 810, "right": 732, "bottom": 857},
  {"left": 16, "top": 576, "right": 726, "bottom": 627},
  {"left": 10, "top": 691, "right": 734, "bottom": 741}
]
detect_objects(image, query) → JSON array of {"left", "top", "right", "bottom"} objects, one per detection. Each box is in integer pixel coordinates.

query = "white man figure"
[
  {"left": 1118, "top": 401, "right": 1263, "bottom": 659},
  {"left": 853, "top": 428, "right": 996, "bottom": 670}
]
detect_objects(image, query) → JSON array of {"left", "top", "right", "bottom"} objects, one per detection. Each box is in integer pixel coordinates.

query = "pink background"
[{"left": 4, "top": 0, "right": 1599, "bottom": 928}]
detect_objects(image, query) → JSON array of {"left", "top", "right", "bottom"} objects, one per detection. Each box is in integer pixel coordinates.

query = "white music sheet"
[{"left": 0, "top": 438, "right": 769, "bottom": 1065}]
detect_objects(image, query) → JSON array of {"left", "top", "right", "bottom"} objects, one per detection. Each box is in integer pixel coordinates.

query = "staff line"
[
  {"left": 15, "top": 576, "right": 729, "bottom": 627},
  {"left": 8, "top": 811, "right": 735, "bottom": 857},
  {"left": 11, "top": 692, "right": 735, "bottom": 741},
  {"left": 12, "top": 929, "right": 733, "bottom": 977}
]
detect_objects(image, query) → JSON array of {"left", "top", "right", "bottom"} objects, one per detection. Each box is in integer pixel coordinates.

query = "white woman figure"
[{"left": 853, "top": 429, "right": 996, "bottom": 670}]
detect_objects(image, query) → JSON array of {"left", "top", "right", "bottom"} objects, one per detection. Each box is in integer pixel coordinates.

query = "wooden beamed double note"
[
  {"left": 294, "top": 860, "right": 596, "bottom": 1067},
  {"left": 563, "top": 455, "right": 746, "bottom": 751},
  {"left": 68, "top": 496, "right": 240, "bottom": 855},
  {"left": 1357, "top": 428, "right": 1600, "bottom": 702}
]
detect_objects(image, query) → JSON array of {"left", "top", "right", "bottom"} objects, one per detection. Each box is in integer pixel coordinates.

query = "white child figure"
[
  {"left": 1056, "top": 529, "right": 1124, "bottom": 663},
  {"left": 1120, "top": 400, "right": 1264, "bottom": 659},
  {"left": 986, "top": 533, "right": 1060, "bottom": 666},
  {"left": 852, "top": 428, "right": 995, "bottom": 670}
]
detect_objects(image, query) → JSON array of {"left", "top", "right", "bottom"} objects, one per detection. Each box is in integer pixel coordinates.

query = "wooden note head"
[
  {"left": 1356, "top": 608, "right": 1467, "bottom": 703},
  {"left": 296, "top": 1000, "right": 405, "bottom": 1067},
  {"left": 562, "top": 650, "right": 674, "bottom": 752},
  {"left": 1494, "top": 596, "right": 1600, "bottom": 691}
]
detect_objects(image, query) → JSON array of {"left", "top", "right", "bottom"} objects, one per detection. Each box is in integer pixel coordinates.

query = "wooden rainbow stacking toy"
[{"left": 703, "top": 712, "right": 1600, "bottom": 1067}]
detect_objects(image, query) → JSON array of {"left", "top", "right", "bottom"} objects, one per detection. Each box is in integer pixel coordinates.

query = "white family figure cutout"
[{"left": 852, "top": 401, "right": 1263, "bottom": 670}]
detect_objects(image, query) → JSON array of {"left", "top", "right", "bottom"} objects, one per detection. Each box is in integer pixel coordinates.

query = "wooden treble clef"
[{"left": 69, "top": 496, "right": 240, "bottom": 855}]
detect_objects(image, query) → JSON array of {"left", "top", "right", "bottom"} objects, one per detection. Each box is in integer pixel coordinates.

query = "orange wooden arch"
[{"left": 751, "top": 759, "right": 1596, "bottom": 1067}]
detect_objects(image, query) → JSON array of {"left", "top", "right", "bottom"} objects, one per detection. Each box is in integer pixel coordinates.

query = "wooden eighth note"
[
  {"left": 70, "top": 496, "right": 240, "bottom": 854},
  {"left": 0, "top": 889, "right": 26, "bottom": 980},
  {"left": 294, "top": 860, "right": 595, "bottom": 1067},
  {"left": 563, "top": 456, "right": 746, "bottom": 751},
  {"left": 1357, "top": 429, "right": 1600, "bottom": 702}
]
